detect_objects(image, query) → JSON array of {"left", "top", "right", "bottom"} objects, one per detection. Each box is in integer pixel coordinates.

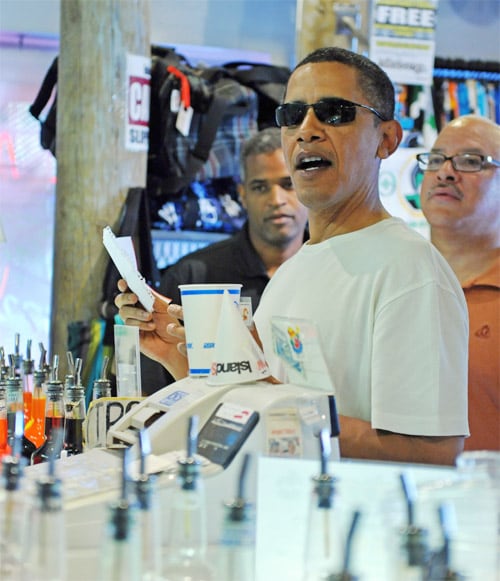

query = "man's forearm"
[{"left": 338, "top": 415, "right": 464, "bottom": 466}]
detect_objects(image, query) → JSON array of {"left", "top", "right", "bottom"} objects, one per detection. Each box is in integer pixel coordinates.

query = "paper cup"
[{"left": 179, "top": 283, "right": 242, "bottom": 376}]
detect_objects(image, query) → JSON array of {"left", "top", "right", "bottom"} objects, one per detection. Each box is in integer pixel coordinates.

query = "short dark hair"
[
  {"left": 292, "top": 47, "right": 395, "bottom": 122},
  {"left": 240, "top": 127, "right": 282, "bottom": 179}
]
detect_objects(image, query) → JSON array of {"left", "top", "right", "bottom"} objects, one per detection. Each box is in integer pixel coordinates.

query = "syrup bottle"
[
  {"left": 31, "top": 355, "right": 65, "bottom": 465},
  {"left": 134, "top": 429, "right": 162, "bottom": 580},
  {"left": 99, "top": 447, "right": 141, "bottom": 580},
  {"left": 5, "top": 356, "right": 24, "bottom": 451},
  {"left": 23, "top": 368, "right": 47, "bottom": 454},
  {"left": 0, "top": 411, "right": 29, "bottom": 578},
  {"left": 21, "top": 428, "right": 66, "bottom": 580},
  {"left": 303, "top": 428, "right": 346, "bottom": 581},
  {"left": 21, "top": 339, "right": 34, "bottom": 426},
  {"left": 63, "top": 355, "right": 86, "bottom": 456},
  {"left": 0, "top": 386, "right": 10, "bottom": 459},
  {"left": 163, "top": 415, "right": 215, "bottom": 581},
  {"left": 217, "top": 453, "right": 256, "bottom": 581}
]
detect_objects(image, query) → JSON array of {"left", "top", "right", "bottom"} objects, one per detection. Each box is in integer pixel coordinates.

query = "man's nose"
[
  {"left": 297, "top": 107, "right": 324, "bottom": 142},
  {"left": 436, "top": 158, "right": 459, "bottom": 181},
  {"left": 268, "top": 183, "right": 288, "bottom": 205}
]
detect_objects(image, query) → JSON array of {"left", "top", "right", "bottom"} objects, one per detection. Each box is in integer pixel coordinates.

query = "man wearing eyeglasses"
[
  {"left": 418, "top": 115, "right": 500, "bottom": 452},
  {"left": 116, "top": 48, "right": 469, "bottom": 466}
]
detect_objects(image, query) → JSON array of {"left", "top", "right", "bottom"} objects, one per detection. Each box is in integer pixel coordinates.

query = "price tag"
[
  {"left": 176, "top": 105, "right": 193, "bottom": 136},
  {"left": 170, "top": 88, "right": 180, "bottom": 113}
]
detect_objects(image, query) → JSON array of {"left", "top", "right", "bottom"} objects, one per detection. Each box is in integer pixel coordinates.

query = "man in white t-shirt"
[{"left": 116, "top": 47, "right": 469, "bottom": 466}]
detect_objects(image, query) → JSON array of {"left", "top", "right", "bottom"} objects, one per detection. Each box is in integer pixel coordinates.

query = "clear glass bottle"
[
  {"left": 31, "top": 356, "right": 65, "bottom": 465},
  {"left": 391, "top": 471, "right": 431, "bottom": 581},
  {"left": 99, "top": 448, "right": 141, "bottom": 581},
  {"left": 217, "top": 453, "right": 256, "bottom": 581},
  {"left": 163, "top": 415, "right": 214, "bottom": 581},
  {"left": 21, "top": 430, "right": 66, "bottom": 581},
  {"left": 134, "top": 429, "right": 162, "bottom": 581},
  {"left": 5, "top": 365, "right": 24, "bottom": 450},
  {"left": 0, "top": 411, "right": 29, "bottom": 578},
  {"left": 303, "top": 429, "right": 347, "bottom": 581},
  {"left": 63, "top": 356, "right": 85, "bottom": 456}
]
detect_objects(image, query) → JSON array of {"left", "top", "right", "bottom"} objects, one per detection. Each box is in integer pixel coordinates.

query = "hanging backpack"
[{"left": 146, "top": 46, "right": 260, "bottom": 199}]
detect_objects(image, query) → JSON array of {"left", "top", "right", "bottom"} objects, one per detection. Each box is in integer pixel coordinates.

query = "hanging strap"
[{"left": 29, "top": 56, "right": 58, "bottom": 120}]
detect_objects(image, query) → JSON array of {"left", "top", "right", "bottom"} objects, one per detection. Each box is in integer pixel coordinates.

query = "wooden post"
[
  {"left": 51, "top": 0, "right": 150, "bottom": 361},
  {"left": 296, "top": 0, "right": 371, "bottom": 62}
]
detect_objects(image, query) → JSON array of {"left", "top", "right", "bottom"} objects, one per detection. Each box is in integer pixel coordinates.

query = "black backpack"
[{"left": 146, "top": 46, "right": 261, "bottom": 198}]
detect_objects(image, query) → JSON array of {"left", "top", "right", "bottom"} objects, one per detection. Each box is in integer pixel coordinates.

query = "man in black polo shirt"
[{"left": 141, "top": 127, "right": 308, "bottom": 393}]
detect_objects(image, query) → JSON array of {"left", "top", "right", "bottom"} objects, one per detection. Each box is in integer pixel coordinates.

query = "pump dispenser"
[
  {"left": 163, "top": 415, "right": 215, "bottom": 581},
  {"left": 99, "top": 447, "right": 141, "bottom": 581},
  {"left": 21, "top": 428, "right": 66, "bottom": 580},
  {"left": 303, "top": 428, "right": 346, "bottom": 581},
  {"left": 427, "top": 502, "right": 465, "bottom": 581},
  {"left": 22, "top": 339, "right": 34, "bottom": 425},
  {"left": 134, "top": 429, "right": 162, "bottom": 580},
  {"left": 394, "top": 471, "right": 431, "bottom": 580},
  {"left": 0, "top": 411, "right": 28, "bottom": 578},
  {"left": 92, "top": 355, "right": 112, "bottom": 401},
  {"left": 217, "top": 452, "right": 255, "bottom": 581},
  {"left": 12, "top": 333, "right": 22, "bottom": 378}
]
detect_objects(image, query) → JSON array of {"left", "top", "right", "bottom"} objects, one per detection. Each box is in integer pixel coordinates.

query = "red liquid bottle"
[
  {"left": 63, "top": 356, "right": 86, "bottom": 456},
  {"left": 0, "top": 387, "right": 11, "bottom": 459}
]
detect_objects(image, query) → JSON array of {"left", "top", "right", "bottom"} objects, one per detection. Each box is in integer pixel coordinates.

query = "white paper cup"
[{"left": 179, "top": 283, "right": 242, "bottom": 376}]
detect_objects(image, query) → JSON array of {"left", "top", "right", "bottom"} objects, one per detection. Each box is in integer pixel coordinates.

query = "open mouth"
[{"left": 296, "top": 155, "right": 332, "bottom": 171}]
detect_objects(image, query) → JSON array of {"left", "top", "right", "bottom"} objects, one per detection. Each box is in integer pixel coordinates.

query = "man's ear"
[
  {"left": 237, "top": 183, "right": 247, "bottom": 209},
  {"left": 377, "top": 120, "right": 403, "bottom": 159}
]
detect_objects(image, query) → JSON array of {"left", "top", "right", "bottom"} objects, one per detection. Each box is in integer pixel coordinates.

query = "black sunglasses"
[{"left": 275, "top": 97, "right": 388, "bottom": 127}]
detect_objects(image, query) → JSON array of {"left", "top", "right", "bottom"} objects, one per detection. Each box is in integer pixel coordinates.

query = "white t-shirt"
[{"left": 254, "top": 218, "right": 469, "bottom": 437}]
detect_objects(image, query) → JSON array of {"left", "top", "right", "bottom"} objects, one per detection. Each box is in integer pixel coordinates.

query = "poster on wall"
[
  {"left": 379, "top": 146, "right": 429, "bottom": 239},
  {"left": 369, "top": 0, "right": 439, "bottom": 86},
  {"left": 125, "top": 53, "right": 151, "bottom": 152}
]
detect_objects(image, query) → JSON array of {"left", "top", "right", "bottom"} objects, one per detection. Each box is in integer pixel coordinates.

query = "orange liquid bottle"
[{"left": 24, "top": 370, "right": 47, "bottom": 451}]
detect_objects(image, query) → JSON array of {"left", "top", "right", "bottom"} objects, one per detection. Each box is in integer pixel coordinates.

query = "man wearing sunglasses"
[
  {"left": 253, "top": 46, "right": 469, "bottom": 466},
  {"left": 116, "top": 48, "right": 469, "bottom": 466},
  {"left": 419, "top": 115, "right": 500, "bottom": 452}
]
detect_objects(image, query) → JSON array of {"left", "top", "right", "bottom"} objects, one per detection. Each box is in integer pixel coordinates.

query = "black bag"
[
  {"left": 146, "top": 47, "right": 260, "bottom": 199},
  {"left": 221, "top": 61, "right": 290, "bottom": 129},
  {"left": 29, "top": 56, "right": 58, "bottom": 156}
]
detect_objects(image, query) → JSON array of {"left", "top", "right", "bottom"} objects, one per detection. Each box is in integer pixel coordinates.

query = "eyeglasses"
[
  {"left": 275, "top": 97, "right": 387, "bottom": 128},
  {"left": 416, "top": 152, "right": 500, "bottom": 173}
]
